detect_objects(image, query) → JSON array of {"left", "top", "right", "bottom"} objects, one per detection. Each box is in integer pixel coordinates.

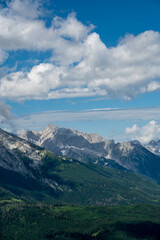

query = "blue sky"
[{"left": 0, "top": 0, "right": 160, "bottom": 143}]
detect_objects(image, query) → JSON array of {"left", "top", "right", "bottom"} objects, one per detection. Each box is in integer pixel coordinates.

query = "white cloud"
[
  {"left": 125, "top": 124, "right": 139, "bottom": 134},
  {"left": 0, "top": 1, "right": 160, "bottom": 100},
  {"left": 0, "top": 64, "right": 65, "bottom": 100},
  {"left": 7, "top": 0, "right": 42, "bottom": 19},
  {"left": 0, "top": 1, "right": 93, "bottom": 55},
  {"left": 125, "top": 120, "right": 160, "bottom": 144},
  {"left": 146, "top": 81, "right": 160, "bottom": 92}
]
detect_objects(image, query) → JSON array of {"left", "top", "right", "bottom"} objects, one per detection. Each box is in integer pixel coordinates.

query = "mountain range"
[
  {"left": 0, "top": 127, "right": 160, "bottom": 205},
  {"left": 18, "top": 124, "right": 160, "bottom": 184}
]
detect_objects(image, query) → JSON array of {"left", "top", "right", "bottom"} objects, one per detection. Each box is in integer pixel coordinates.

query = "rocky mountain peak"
[
  {"left": 144, "top": 139, "right": 160, "bottom": 156},
  {"left": 38, "top": 124, "right": 58, "bottom": 142},
  {"left": 130, "top": 140, "right": 141, "bottom": 145},
  {"left": 42, "top": 124, "right": 58, "bottom": 134}
]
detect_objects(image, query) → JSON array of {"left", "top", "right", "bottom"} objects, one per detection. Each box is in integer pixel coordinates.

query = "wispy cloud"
[
  {"left": 12, "top": 107, "right": 160, "bottom": 131},
  {"left": 0, "top": 0, "right": 160, "bottom": 101}
]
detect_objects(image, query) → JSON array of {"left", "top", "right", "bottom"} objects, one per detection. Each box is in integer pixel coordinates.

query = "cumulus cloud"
[
  {"left": 0, "top": 0, "right": 160, "bottom": 100},
  {"left": 6, "top": 0, "right": 42, "bottom": 19},
  {"left": 0, "top": 1, "right": 93, "bottom": 54},
  {"left": 125, "top": 121, "right": 160, "bottom": 144}
]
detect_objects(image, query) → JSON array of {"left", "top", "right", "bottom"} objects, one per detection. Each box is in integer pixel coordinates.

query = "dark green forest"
[{"left": 1, "top": 203, "right": 160, "bottom": 240}]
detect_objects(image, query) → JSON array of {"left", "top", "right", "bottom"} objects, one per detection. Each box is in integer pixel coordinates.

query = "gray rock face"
[
  {"left": 0, "top": 128, "right": 63, "bottom": 190},
  {"left": 18, "top": 124, "right": 160, "bottom": 183},
  {"left": 0, "top": 129, "right": 42, "bottom": 174}
]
